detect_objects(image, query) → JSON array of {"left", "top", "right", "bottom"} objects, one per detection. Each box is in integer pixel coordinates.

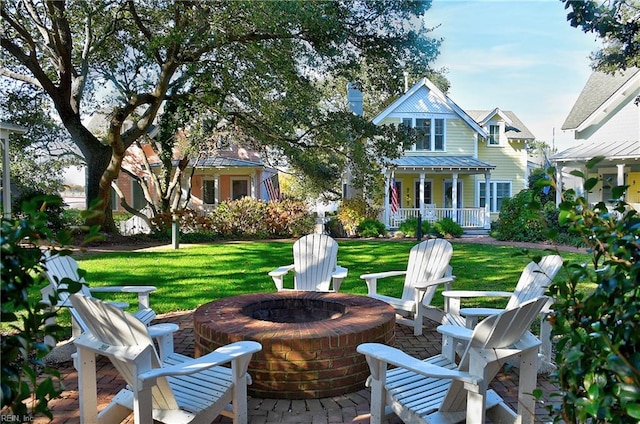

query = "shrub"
[
  {"left": 433, "top": 217, "right": 463, "bottom": 238},
  {"left": 398, "top": 217, "right": 430, "bottom": 237},
  {"left": 534, "top": 161, "right": 640, "bottom": 422},
  {"left": 357, "top": 219, "right": 386, "bottom": 237},
  {"left": 12, "top": 189, "right": 66, "bottom": 231},
  {"left": 208, "top": 198, "right": 314, "bottom": 238},
  {"left": 336, "top": 197, "right": 379, "bottom": 236},
  {"left": 151, "top": 209, "right": 213, "bottom": 234},
  {"left": 264, "top": 199, "right": 315, "bottom": 237},
  {"left": 494, "top": 190, "right": 546, "bottom": 242}
]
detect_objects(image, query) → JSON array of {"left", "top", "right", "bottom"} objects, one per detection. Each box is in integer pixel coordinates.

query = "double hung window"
[{"left": 479, "top": 181, "right": 511, "bottom": 212}]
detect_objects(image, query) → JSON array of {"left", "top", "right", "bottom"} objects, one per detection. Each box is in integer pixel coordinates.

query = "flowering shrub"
[{"left": 336, "top": 197, "right": 379, "bottom": 236}]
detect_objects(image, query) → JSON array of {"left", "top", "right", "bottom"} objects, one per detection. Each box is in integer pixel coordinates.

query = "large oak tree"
[{"left": 1, "top": 0, "right": 441, "bottom": 231}]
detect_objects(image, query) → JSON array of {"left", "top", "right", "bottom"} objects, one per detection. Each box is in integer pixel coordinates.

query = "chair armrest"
[
  {"left": 360, "top": 271, "right": 406, "bottom": 296},
  {"left": 140, "top": 341, "right": 262, "bottom": 381},
  {"left": 268, "top": 265, "right": 295, "bottom": 278},
  {"left": 436, "top": 324, "right": 473, "bottom": 341},
  {"left": 331, "top": 266, "right": 348, "bottom": 292},
  {"left": 359, "top": 270, "right": 406, "bottom": 280},
  {"left": 269, "top": 265, "right": 295, "bottom": 291},
  {"left": 332, "top": 266, "right": 348, "bottom": 280},
  {"left": 414, "top": 275, "right": 456, "bottom": 291},
  {"left": 90, "top": 286, "right": 157, "bottom": 309},
  {"left": 459, "top": 307, "right": 503, "bottom": 319},
  {"left": 357, "top": 343, "right": 478, "bottom": 385},
  {"left": 441, "top": 290, "right": 512, "bottom": 299}
]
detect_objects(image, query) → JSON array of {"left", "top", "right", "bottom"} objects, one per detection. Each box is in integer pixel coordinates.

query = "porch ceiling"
[{"left": 390, "top": 155, "right": 496, "bottom": 173}]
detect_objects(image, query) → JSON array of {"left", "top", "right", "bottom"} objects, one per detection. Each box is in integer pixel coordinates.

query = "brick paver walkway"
[{"left": 32, "top": 309, "right": 561, "bottom": 424}]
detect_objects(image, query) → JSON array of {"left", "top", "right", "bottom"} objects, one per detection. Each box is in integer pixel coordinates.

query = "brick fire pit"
[{"left": 193, "top": 291, "right": 395, "bottom": 399}]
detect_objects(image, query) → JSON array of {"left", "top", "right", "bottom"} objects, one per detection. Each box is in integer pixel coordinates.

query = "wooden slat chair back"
[
  {"left": 70, "top": 294, "right": 261, "bottom": 424},
  {"left": 441, "top": 255, "right": 562, "bottom": 365},
  {"left": 358, "top": 296, "right": 549, "bottom": 424},
  {"left": 41, "top": 252, "right": 157, "bottom": 334},
  {"left": 361, "top": 239, "right": 455, "bottom": 336},
  {"left": 269, "top": 234, "right": 348, "bottom": 292}
]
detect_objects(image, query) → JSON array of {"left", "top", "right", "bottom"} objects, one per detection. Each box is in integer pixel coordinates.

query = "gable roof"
[
  {"left": 466, "top": 110, "right": 536, "bottom": 140},
  {"left": 561, "top": 67, "right": 640, "bottom": 131},
  {"left": 372, "top": 78, "right": 487, "bottom": 137}
]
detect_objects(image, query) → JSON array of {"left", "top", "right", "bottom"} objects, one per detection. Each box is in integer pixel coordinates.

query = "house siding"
[{"left": 576, "top": 94, "right": 640, "bottom": 141}]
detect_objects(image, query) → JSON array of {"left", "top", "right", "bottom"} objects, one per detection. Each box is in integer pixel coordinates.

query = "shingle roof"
[
  {"left": 391, "top": 155, "right": 495, "bottom": 172},
  {"left": 551, "top": 139, "right": 640, "bottom": 163},
  {"left": 466, "top": 110, "right": 536, "bottom": 140},
  {"left": 561, "top": 67, "right": 640, "bottom": 130}
]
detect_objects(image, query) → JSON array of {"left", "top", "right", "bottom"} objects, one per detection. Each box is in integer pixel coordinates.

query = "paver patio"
[{"left": 32, "top": 308, "right": 561, "bottom": 424}]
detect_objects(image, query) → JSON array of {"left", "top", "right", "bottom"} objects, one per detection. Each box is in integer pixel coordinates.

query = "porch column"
[
  {"left": 250, "top": 171, "right": 257, "bottom": 199},
  {"left": 555, "top": 167, "right": 562, "bottom": 206},
  {"left": 452, "top": 172, "right": 458, "bottom": 223},
  {"left": 384, "top": 172, "right": 391, "bottom": 229},
  {"left": 484, "top": 172, "right": 491, "bottom": 230},
  {"left": 214, "top": 173, "right": 220, "bottom": 205},
  {"left": 617, "top": 164, "right": 626, "bottom": 199},
  {"left": 419, "top": 172, "right": 425, "bottom": 217}
]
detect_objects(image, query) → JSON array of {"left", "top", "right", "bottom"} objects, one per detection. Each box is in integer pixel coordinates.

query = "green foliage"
[
  {"left": 398, "top": 217, "right": 430, "bottom": 237},
  {"left": 151, "top": 209, "right": 214, "bottom": 234},
  {"left": 336, "top": 197, "right": 380, "bottom": 236},
  {"left": 209, "top": 198, "right": 314, "bottom": 238},
  {"left": 356, "top": 219, "right": 386, "bottom": 238},
  {"left": 0, "top": 196, "right": 97, "bottom": 418},
  {"left": 432, "top": 217, "right": 463, "bottom": 238},
  {"left": 533, "top": 161, "right": 640, "bottom": 422},
  {"left": 561, "top": 0, "right": 639, "bottom": 72},
  {"left": 12, "top": 189, "right": 66, "bottom": 231},
  {"left": 494, "top": 190, "right": 547, "bottom": 242},
  {"left": 528, "top": 168, "right": 556, "bottom": 206}
]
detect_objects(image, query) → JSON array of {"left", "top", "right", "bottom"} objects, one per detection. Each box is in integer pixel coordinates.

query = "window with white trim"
[
  {"left": 479, "top": 181, "right": 512, "bottom": 212},
  {"left": 488, "top": 124, "right": 500, "bottom": 145},
  {"left": 231, "top": 178, "right": 249, "bottom": 200},
  {"left": 414, "top": 180, "right": 433, "bottom": 207},
  {"left": 401, "top": 117, "right": 446, "bottom": 151},
  {"left": 203, "top": 179, "right": 215, "bottom": 204}
]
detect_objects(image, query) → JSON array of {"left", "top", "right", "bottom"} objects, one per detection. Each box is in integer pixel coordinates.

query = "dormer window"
[
  {"left": 488, "top": 124, "right": 501, "bottom": 145},
  {"left": 401, "top": 117, "right": 446, "bottom": 151}
]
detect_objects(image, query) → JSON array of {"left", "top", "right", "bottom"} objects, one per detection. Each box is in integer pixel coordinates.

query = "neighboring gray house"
[{"left": 552, "top": 67, "right": 640, "bottom": 210}]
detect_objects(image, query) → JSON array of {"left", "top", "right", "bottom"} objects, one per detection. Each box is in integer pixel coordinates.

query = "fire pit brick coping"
[{"left": 193, "top": 291, "right": 396, "bottom": 399}]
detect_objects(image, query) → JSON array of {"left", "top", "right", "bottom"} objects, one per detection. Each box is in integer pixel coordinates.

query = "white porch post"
[
  {"left": 250, "top": 171, "right": 257, "bottom": 199},
  {"left": 452, "top": 172, "right": 458, "bottom": 223},
  {"left": 484, "top": 172, "right": 491, "bottom": 230},
  {"left": 384, "top": 172, "right": 391, "bottom": 229},
  {"left": 214, "top": 173, "right": 220, "bottom": 204},
  {"left": 617, "top": 164, "right": 626, "bottom": 199},
  {"left": 555, "top": 167, "right": 562, "bottom": 206},
  {"left": 419, "top": 172, "right": 425, "bottom": 217}
]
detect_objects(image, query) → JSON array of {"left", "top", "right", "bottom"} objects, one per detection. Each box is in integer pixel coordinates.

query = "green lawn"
[{"left": 75, "top": 239, "right": 591, "bottom": 316}]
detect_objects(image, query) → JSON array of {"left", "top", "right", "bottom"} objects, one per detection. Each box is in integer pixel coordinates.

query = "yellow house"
[{"left": 368, "top": 78, "right": 535, "bottom": 230}]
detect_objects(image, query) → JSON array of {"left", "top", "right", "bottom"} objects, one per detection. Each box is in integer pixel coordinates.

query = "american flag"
[
  {"left": 264, "top": 173, "right": 281, "bottom": 201},
  {"left": 390, "top": 177, "right": 399, "bottom": 214}
]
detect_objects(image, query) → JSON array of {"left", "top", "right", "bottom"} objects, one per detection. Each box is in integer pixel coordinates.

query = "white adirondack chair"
[
  {"left": 439, "top": 255, "right": 563, "bottom": 365},
  {"left": 358, "top": 296, "right": 549, "bottom": 424},
  {"left": 360, "top": 239, "right": 454, "bottom": 336},
  {"left": 268, "top": 234, "right": 348, "bottom": 292},
  {"left": 41, "top": 252, "right": 177, "bottom": 359},
  {"left": 69, "top": 293, "right": 262, "bottom": 424}
]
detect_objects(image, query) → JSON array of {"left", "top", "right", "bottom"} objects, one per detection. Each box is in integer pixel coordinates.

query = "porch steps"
[{"left": 461, "top": 229, "right": 490, "bottom": 238}]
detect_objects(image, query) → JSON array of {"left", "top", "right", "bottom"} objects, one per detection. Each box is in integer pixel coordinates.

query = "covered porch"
[{"left": 383, "top": 156, "right": 496, "bottom": 230}]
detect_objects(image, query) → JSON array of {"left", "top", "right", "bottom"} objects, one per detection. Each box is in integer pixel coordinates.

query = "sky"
[{"left": 424, "top": 0, "right": 602, "bottom": 151}]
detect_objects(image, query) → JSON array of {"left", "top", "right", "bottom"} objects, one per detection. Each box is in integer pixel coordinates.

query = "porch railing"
[{"left": 389, "top": 207, "right": 487, "bottom": 229}]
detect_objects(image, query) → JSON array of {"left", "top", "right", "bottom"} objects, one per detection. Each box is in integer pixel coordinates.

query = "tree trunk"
[{"left": 83, "top": 146, "right": 117, "bottom": 231}]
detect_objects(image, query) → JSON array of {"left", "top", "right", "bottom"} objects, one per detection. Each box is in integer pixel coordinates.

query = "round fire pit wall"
[{"left": 194, "top": 292, "right": 395, "bottom": 399}]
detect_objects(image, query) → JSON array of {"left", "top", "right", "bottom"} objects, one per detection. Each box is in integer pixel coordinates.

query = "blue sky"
[{"left": 425, "top": 0, "right": 602, "bottom": 151}]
